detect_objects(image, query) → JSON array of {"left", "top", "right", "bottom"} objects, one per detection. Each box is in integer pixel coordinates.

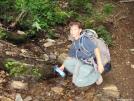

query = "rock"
[
  {"left": 51, "top": 87, "right": 64, "bottom": 94},
  {"left": 17, "top": 30, "right": 25, "bottom": 35},
  {"left": 0, "top": 23, "right": 2, "bottom": 27},
  {"left": 24, "top": 96, "right": 32, "bottom": 101},
  {"left": 6, "top": 51, "right": 16, "bottom": 56},
  {"left": 0, "top": 43, "right": 4, "bottom": 47},
  {"left": 103, "top": 84, "right": 118, "bottom": 91},
  {"left": 46, "top": 39, "right": 56, "bottom": 43},
  {"left": 93, "top": 96, "right": 101, "bottom": 101},
  {"left": 49, "top": 54, "right": 56, "bottom": 59},
  {"left": 44, "top": 42, "right": 54, "bottom": 47},
  {"left": 126, "top": 61, "right": 130, "bottom": 65},
  {"left": 130, "top": 49, "right": 134, "bottom": 51},
  {"left": 75, "top": 95, "right": 84, "bottom": 101},
  {"left": 0, "top": 96, "right": 13, "bottom": 101},
  {"left": 68, "top": 35, "right": 74, "bottom": 42},
  {"left": 85, "top": 92, "right": 94, "bottom": 99},
  {"left": 54, "top": 51, "right": 59, "bottom": 56},
  {"left": 0, "top": 58, "right": 53, "bottom": 81},
  {"left": 21, "top": 49, "right": 27, "bottom": 53},
  {"left": 103, "top": 84, "right": 120, "bottom": 98},
  {"left": 101, "top": 96, "right": 112, "bottom": 101},
  {"left": 131, "top": 65, "right": 134, "bottom": 69},
  {"left": 57, "top": 53, "right": 68, "bottom": 64},
  {"left": 33, "top": 99, "right": 39, "bottom": 101},
  {"left": 15, "top": 93, "right": 23, "bottom": 101},
  {"left": 67, "top": 45, "right": 71, "bottom": 49},
  {"left": 10, "top": 81, "right": 28, "bottom": 90},
  {"left": 42, "top": 54, "right": 49, "bottom": 61}
]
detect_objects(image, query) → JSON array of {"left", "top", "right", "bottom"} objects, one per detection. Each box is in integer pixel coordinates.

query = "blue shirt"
[{"left": 69, "top": 37, "right": 97, "bottom": 59}]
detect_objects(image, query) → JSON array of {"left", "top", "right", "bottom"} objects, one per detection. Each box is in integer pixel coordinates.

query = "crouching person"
[{"left": 59, "top": 21, "right": 104, "bottom": 87}]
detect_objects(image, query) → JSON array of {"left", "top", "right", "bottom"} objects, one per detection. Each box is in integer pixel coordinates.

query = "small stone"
[
  {"left": 15, "top": 93, "right": 23, "bottom": 101},
  {"left": 6, "top": 51, "right": 16, "bottom": 56},
  {"left": 0, "top": 96, "right": 13, "bottom": 101},
  {"left": 51, "top": 87, "right": 64, "bottom": 94},
  {"left": 57, "top": 53, "right": 68, "bottom": 64},
  {"left": 126, "top": 61, "right": 130, "bottom": 65},
  {"left": 101, "top": 96, "right": 112, "bottom": 101},
  {"left": 68, "top": 35, "right": 74, "bottom": 42},
  {"left": 85, "top": 92, "right": 94, "bottom": 99},
  {"left": 42, "top": 54, "right": 49, "bottom": 61},
  {"left": 46, "top": 39, "right": 55, "bottom": 43},
  {"left": 93, "top": 96, "right": 101, "bottom": 101},
  {"left": 130, "top": 49, "right": 134, "bottom": 51},
  {"left": 10, "top": 81, "right": 28, "bottom": 90},
  {"left": 103, "top": 84, "right": 118, "bottom": 91},
  {"left": 103, "top": 84, "right": 120, "bottom": 98},
  {"left": 131, "top": 65, "right": 134, "bottom": 69},
  {"left": 44, "top": 42, "right": 54, "bottom": 47},
  {"left": 24, "top": 96, "right": 32, "bottom": 101},
  {"left": 49, "top": 54, "right": 56, "bottom": 59},
  {"left": 21, "top": 49, "right": 27, "bottom": 53},
  {"left": 17, "top": 30, "right": 25, "bottom": 35}
]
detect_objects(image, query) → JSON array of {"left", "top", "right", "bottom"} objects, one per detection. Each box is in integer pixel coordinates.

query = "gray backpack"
[{"left": 80, "top": 29, "right": 111, "bottom": 66}]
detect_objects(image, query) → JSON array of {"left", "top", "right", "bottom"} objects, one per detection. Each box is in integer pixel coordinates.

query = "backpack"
[{"left": 73, "top": 29, "right": 111, "bottom": 74}]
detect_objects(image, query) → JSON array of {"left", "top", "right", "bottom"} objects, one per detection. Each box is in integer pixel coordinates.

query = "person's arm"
[{"left": 94, "top": 48, "right": 104, "bottom": 74}]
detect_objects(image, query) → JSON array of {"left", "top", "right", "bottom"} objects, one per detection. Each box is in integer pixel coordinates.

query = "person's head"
[{"left": 69, "top": 21, "right": 83, "bottom": 40}]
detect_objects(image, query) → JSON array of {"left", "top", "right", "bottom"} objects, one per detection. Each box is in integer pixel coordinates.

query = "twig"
[
  {"left": 119, "top": 0, "right": 134, "bottom": 3},
  {"left": 10, "top": 10, "right": 25, "bottom": 27}
]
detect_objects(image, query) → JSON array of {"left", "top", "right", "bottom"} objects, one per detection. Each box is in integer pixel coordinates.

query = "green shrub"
[
  {"left": 96, "top": 25, "right": 112, "bottom": 45},
  {"left": 69, "top": 0, "right": 93, "bottom": 13},
  {"left": 101, "top": 3, "right": 117, "bottom": 15},
  {"left": 0, "top": 0, "right": 117, "bottom": 41}
]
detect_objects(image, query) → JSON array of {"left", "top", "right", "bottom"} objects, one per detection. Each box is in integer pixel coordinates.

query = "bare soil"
[{"left": 0, "top": 0, "right": 134, "bottom": 100}]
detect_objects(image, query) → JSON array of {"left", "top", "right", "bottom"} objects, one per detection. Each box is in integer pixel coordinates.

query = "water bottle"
[{"left": 54, "top": 66, "right": 66, "bottom": 78}]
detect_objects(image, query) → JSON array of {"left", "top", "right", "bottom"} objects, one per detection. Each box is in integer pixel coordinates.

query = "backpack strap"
[{"left": 73, "top": 37, "right": 92, "bottom": 58}]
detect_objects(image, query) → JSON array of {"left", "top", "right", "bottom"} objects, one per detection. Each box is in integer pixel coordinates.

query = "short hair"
[{"left": 69, "top": 21, "right": 83, "bottom": 29}]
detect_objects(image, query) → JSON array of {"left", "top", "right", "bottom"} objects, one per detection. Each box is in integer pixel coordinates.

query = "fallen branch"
[
  {"left": 119, "top": 0, "right": 134, "bottom": 3},
  {"left": 10, "top": 10, "right": 25, "bottom": 28}
]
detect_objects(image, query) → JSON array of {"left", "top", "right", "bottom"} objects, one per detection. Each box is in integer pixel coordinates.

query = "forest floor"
[{"left": 0, "top": 0, "right": 134, "bottom": 101}]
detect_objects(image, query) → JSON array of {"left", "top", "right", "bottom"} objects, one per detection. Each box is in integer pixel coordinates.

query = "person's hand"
[
  {"left": 97, "top": 64, "right": 104, "bottom": 74},
  {"left": 59, "top": 64, "right": 65, "bottom": 71}
]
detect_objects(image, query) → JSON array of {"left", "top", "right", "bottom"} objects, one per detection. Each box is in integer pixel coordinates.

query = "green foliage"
[
  {"left": 0, "top": 0, "right": 117, "bottom": 41},
  {"left": 96, "top": 26, "right": 112, "bottom": 45},
  {"left": 0, "top": 29, "right": 7, "bottom": 39},
  {"left": 101, "top": 3, "right": 117, "bottom": 15},
  {"left": 5, "top": 61, "right": 24, "bottom": 77},
  {"left": 13, "top": 0, "right": 72, "bottom": 36},
  {"left": 0, "top": 0, "right": 15, "bottom": 23},
  {"left": 5, "top": 61, "right": 42, "bottom": 78},
  {"left": 32, "top": 68, "right": 42, "bottom": 77},
  {"left": 84, "top": 18, "right": 94, "bottom": 28},
  {"left": 91, "top": 10, "right": 105, "bottom": 23},
  {"left": 70, "top": 0, "right": 93, "bottom": 13},
  {"left": 85, "top": 3, "right": 117, "bottom": 29}
]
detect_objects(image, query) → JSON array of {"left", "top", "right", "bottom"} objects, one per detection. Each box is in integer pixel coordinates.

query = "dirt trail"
[{"left": 99, "top": 1, "right": 134, "bottom": 99}]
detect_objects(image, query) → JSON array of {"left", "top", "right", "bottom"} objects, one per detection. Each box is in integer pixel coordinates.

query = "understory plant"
[
  {"left": 5, "top": 61, "right": 24, "bottom": 77},
  {"left": 0, "top": 0, "right": 117, "bottom": 42},
  {"left": 32, "top": 68, "right": 42, "bottom": 77},
  {"left": 96, "top": 25, "right": 112, "bottom": 45},
  {"left": 5, "top": 61, "right": 42, "bottom": 78}
]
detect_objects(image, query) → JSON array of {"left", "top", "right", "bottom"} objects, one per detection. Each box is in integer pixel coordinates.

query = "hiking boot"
[{"left": 96, "top": 75, "right": 103, "bottom": 85}]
